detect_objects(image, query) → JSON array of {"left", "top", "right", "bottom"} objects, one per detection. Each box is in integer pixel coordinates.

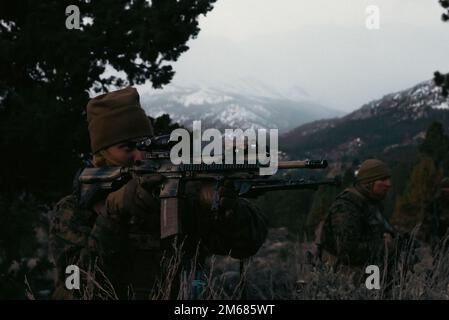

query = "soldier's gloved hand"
[
  {"left": 136, "top": 173, "right": 165, "bottom": 193},
  {"left": 218, "top": 180, "right": 238, "bottom": 217},
  {"left": 104, "top": 174, "right": 164, "bottom": 221}
]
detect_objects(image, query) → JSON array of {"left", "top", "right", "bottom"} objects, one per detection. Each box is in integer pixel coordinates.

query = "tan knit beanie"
[
  {"left": 87, "top": 87, "right": 153, "bottom": 154},
  {"left": 356, "top": 159, "right": 391, "bottom": 184}
]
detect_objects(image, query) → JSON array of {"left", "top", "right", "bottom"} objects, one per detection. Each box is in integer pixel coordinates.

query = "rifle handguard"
[{"left": 278, "top": 160, "right": 328, "bottom": 169}]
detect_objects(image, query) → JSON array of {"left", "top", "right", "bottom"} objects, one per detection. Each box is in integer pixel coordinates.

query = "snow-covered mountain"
[
  {"left": 281, "top": 79, "right": 449, "bottom": 164},
  {"left": 138, "top": 82, "right": 342, "bottom": 133},
  {"left": 347, "top": 80, "right": 448, "bottom": 121}
]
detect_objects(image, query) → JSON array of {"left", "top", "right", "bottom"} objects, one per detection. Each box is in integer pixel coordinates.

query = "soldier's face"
[
  {"left": 372, "top": 178, "right": 391, "bottom": 199},
  {"left": 105, "top": 141, "right": 144, "bottom": 166}
]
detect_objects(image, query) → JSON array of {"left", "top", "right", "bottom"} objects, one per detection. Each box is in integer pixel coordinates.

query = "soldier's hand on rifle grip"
[
  {"left": 104, "top": 173, "right": 164, "bottom": 222},
  {"left": 136, "top": 173, "right": 165, "bottom": 192},
  {"left": 218, "top": 180, "right": 238, "bottom": 217}
]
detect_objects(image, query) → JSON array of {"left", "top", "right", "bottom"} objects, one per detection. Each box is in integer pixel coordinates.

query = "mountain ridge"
[
  {"left": 280, "top": 79, "right": 449, "bottom": 165},
  {"left": 138, "top": 82, "right": 343, "bottom": 133}
]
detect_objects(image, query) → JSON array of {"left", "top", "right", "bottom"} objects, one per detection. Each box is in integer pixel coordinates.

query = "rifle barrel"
[
  {"left": 278, "top": 160, "right": 327, "bottom": 169},
  {"left": 239, "top": 179, "right": 338, "bottom": 198}
]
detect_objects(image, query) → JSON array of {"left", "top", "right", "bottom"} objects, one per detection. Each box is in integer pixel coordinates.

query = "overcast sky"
[{"left": 154, "top": 0, "right": 449, "bottom": 112}]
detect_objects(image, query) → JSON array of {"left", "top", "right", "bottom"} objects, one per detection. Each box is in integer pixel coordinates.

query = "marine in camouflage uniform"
[
  {"left": 48, "top": 87, "right": 268, "bottom": 299},
  {"left": 318, "top": 159, "right": 395, "bottom": 271}
]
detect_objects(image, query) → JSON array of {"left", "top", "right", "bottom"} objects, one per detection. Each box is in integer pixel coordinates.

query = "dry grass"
[
  {"left": 32, "top": 228, "right": 449, "bottom": 300},
  {"left": 217, "top": 227, "right": 449, "bottom": 300}
]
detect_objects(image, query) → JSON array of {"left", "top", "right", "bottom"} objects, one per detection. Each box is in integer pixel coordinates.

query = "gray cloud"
[{"left": 157, "top": 0, "right": 449, "bottom": 112}]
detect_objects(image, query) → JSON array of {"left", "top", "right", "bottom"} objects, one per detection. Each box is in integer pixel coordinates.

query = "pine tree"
[
  {"left": 0, "top": 0, "right": 216, "bottom": 197},
  {"left": 440, "top": 0, "right": 449, "bottom": 22},
  {"left": 434, "top": 1, "right": 449, "bottom": 97},
  {"left": 419, "top": 121, "right": 449, "bottom": 172},
  {"left": 408, "top": 157, "right": 441, "bottom": 205},
  {"left": 391, "top": 122, "right": 449, "bottom": 233},
  {"left": 150, "top": 113, "right": 182, "bottom": 135},
  {"left": 0, "top": 1, "right": 216, "bottom": 298},
  {"left": 391, "top": 156, "right": 442, "bottom": 232}
]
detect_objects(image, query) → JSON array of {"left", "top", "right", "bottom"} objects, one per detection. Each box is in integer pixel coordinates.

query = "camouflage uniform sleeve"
[
  {"left": 49, "top": 178, "right": 159, "bottom": 298},
  {"left": 329, "top": 200, "right": 383, "bottom": 265},
  {"left": 89, "top": 177, "right": 160, "bottom": 256},
  {"left": 48, "top": 195, "right": 95, "bottom": 298},
  {"left": 206, "top": 199, "right": 268, "bottom": 259}
]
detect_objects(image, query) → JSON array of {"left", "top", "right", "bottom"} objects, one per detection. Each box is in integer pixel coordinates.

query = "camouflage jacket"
[
  {"left": 48, "top": 175, "right": 267, "bottom": 299},
  {"left": 319, "top": 186, "right": 393, "bottom": 267}
]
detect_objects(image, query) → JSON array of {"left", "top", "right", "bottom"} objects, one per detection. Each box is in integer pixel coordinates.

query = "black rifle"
[
  {"left": 236, "top": 177, "right": 341, "bottom": 198},
  {"left": 77, "top": 134, "right": 337, "bottom": 239}
]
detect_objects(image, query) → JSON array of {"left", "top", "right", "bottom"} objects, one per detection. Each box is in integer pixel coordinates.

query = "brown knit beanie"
[
  {"left": 87, "top": 87, "right": 153, "bottom": 154},
  {"left": 356, "top": 159, "right": 391, "bottom": 184}
]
